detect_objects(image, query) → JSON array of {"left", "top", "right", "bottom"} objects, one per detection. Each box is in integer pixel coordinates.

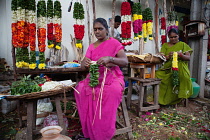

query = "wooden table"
[
  {"left": 130, "top": 62, "right": 156, "bottom": 78},
  {"left": 6, "top": 86, "right": 75, "bottom": 140}
]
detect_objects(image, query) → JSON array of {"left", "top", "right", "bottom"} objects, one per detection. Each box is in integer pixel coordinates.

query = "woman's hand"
[
  {"left": 97, "top": 56, "right": 110, "bottom": 66},
  {"left": 177, "top": 52, "right": 183, "bottom": 58},
  {"left": 168, "top": 52, "right": 174, "bottom": 59},
  {"left": 81, "top": 57, "right": 91, "bottom": 69}
]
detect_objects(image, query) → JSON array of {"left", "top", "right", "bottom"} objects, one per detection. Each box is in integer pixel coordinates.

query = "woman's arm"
[
  {"left": 178, "top": 51, "right": 191, "bottom": 61},
  {"left": 97, "top": 49, "right": 128, "bottom": 67}
]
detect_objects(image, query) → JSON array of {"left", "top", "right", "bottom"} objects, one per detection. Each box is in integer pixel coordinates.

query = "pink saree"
[{"left": 74, "top": 38, "right": 124, "bottom": 140}]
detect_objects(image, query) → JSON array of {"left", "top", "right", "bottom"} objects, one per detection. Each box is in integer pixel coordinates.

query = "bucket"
[{"left": 190, "top": 78, "right": 200, "bottom": 98}]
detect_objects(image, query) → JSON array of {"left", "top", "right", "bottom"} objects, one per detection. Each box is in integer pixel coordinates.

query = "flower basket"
[
  {"left": 127, "top": 54, "right": 166, "bottom": 64},
  {"left": 6, "top": 84, "right": 76, "bottom": 100}
]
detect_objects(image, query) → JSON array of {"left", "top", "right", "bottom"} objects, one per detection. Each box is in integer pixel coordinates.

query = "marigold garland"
[
  {"left": 13, "top": 0, "right": 30, "bottom": 68},
  {"left": 54, "top": 0, "right": 62, "bottom": 50},
  {"left": 73, "top": 2, "right": 85, "bottom": 49},
  {"left": 132, "top": 2, "right": 142, "bottom": 40},
  {"left": 28, "top": 0, "right": 36, "bottom": 69},
  {"left": 121, "top": 2, "right": 132, "bottom": 46},
  {"left": 37, "top": 0, "right": 46, "bottom": 69},
  {"left": 47, "top": 0, "right": 54, "bottom": 49},
  {"left": 11, "top": 0, "right": 18, "bottom": 48},
  {"left": 142, "top": 8, "right": 153, "bottom": 43},
  {"left": 172, "top": 52, "right": 179, "bottom": 90}
]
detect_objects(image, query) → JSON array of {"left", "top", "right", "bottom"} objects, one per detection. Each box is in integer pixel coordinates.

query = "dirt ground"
[{"left": 0, "top": 99, "right": 210, "bottom": 140}]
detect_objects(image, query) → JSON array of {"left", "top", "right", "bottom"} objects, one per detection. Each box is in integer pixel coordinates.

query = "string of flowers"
[
  {"left": 28, "top": 0, "right": 37, "bottom": 69},
  {"left": 161, "top": 17, "right": 167, "bottom": 45},
  {"left": 37, "top": 0, "right": 46, "bottom": 69},
  {"left": 142, "top": 10, "right": 147, "bottom": 43},
  {"left": 121, "top": 2, "right": 132, "bottom": 46},
  {"left": 73, "top": 2, "right": 85, "bottom": 49},
  {"left": 11, "top": 0, "right": 18, "bottom": 48},
  {"left": 54, "top": 0, "right": 62, "bottom": 50},
  {"left": 167, "top": 11, "right": 178, "bottom": 33},
  {"left": 172, "top": 52, "right": 179, "bottom": 91},
  {"left": 47, "top": 0, "right": 54, "bottom": 49},
  {"left": 145, "top": 8, "right": 153, "bottom": 41},
  {"left": 15, "top": 0, "right": 30, "bottom": 68},
  {"left": 132, "top": 2, "right": 143, "bottom": 40}
]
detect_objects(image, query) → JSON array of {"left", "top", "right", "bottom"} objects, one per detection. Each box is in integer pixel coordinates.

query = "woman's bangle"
[{"left": 109, "top": 56, "right": 114, "bottom": 62}]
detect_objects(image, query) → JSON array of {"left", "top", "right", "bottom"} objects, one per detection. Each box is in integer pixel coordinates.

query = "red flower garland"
[
  {"left": 161, "top": 17, "right": 166, "bottom": 45},
  {"left": 29, "top": 23, "right": 36, "bottom": 51},
  {"left": 12, "top": 23, "right": 18, "bottom": 48},
  {"left": 74, "top": 24, "right": 85, "bottom": 40},
  {"left": 38, "top": 28, "right": 46, "bottom": 52}
]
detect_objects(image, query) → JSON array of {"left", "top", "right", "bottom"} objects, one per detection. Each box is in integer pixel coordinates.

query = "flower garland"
[
  {"left": 121, "top": 2, "right": 132, "bottom": 46},
  {"left": 11, "top": 0, "right": 18, "bottom": 48},
  {"left": 54, "top": 0, "right": 62, "bottom": 50},
  {"left": 37, "top": 0, "right": 47, "bottom": 69},
  {"left": 167, "top": 11, "right": 178, "bottom": 33},
  {"left": 132, "top": 2, "right": 143, "bottom": 40},
  {"left": 47, "top": 0, "right": 54, "bottom": 49},
  {"left": 161, "top": 17, "right": 167, "bottom": 45},
  {"left": 73, "top": 2, "right": 85, "bottom": 49},
  {"left": 142, "top": 10, "right": 147, "bottom": 43},
  {"left": 15, "top": 0, "right": 30, "bottom": 68},
  {"left": 28, "top": 0, "right": 37, "bottom": 69},
  {"left": 172, "top": 52, "right": 179, "bottom": 91},
  {"left": 142, "top": 8, "right": 153, "bottom": 43}
]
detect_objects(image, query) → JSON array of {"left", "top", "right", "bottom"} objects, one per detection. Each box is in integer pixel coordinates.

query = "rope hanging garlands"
[
  {"left": 73, "top": 2, "right": 85, "bottom": 49},
  {"left": 54, "top": 0, "right": 62, "bottom": 50},
  {"left": 28, "top": 0, "right": 37, "bottom": 69},
  {"left": 37, "top": 0, "right": 46, "bottom": 69},
  {"left": 132, "top": 2, "right": 143, "bottom": 40},
  {"left": 47, "top": 0, "right": 54, "bottom": 49},
  {"left": 160, "top": 17, "right": 166, "bottom": 45},
  {"left": 172, "top": 52, "right": 179, "bottom": 91},
  {"left": 14, "top": 0, "right": 30, "bottom": 68},
  {"left": 121, "top": 2, "right": 132, "bottom": 46}
]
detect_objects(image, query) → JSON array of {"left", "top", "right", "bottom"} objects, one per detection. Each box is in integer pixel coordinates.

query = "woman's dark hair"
[
  {"left": 93, "top": 18, "right": 109, "bottom": 30},
  {"left": 115, "top": 15, "right": 121, "bottom": 23},
  {"left": 168, "top": 28, "right": 179, "bottom": 35}
]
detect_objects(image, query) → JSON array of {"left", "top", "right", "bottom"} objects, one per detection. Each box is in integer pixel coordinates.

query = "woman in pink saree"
[{"left": 74, "top": 18, "right": 128, "bottom": 140}]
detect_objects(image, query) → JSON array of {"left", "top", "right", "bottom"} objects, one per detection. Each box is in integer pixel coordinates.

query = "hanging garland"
[
  {"left": 161, "top": 17, "right": 167, "bottom": 45},
  {"left": 54, "top": 0, "right": 62, "bottom": 50},
  {"left": 89, "top": 64, "right": 99, "bottom": 87},
  {"left": 172, "top": 52, "right": 179, "bottom": 91},
  {"left": 15, "top": 0, "right": 30, "bottom": 68},
  {"left": 73, "top": 2, "right": 85, "bottom": 49},
  {"left": 11, "top": 0, "right": 18, "bottom": 48},
  {"left": 142, "top": 10, "right": 147, "bottom": 43},
  {"left": 47, "top": 0, "right": 54, "bottom": 49},
  {"left": 121, "top": 2, "right": 132, "bottom": 46},
  {"left": 28, "top": 0, "right": 37, "bottom": 69},
  {"left": 167, "top": 11, "right": 178, "bottom": 33},
  {"left": 132, "top": 2, "right": 142, "bottom": 40},
  {"left": 142, "top": 8, "right": 153, "bottom": 43},
  {"left": 37, "top": 0, "right": 46, "bottom": 69}
]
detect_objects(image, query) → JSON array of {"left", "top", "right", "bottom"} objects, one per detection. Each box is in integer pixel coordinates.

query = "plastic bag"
[
  {"left": 36, "top": 98, "right": 53, "bottom": 125},
  {"left": 43, "top": 114, "right": 68, "bottom": 128},
  {"left": 1, "top": 99, "right": 17, "bottom": 114},
  {"left": 63, "top": 63, "right": 80, "bottom": 68}
]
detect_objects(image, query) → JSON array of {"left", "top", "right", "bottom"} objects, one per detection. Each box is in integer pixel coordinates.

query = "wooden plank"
[
  {"left": 22, "top": 112, "right": 50, "bottom": 121},
  {"left": 127, "top": 79, "right": 133, "bottom": 109},
  {"left": 26, "top": 102, "right": 35, "bottom": 140},
  {"left": 115, "top": 126, "right": 132, "bottom": 135},
  {"left": 110, "top": 0, "right": 116, "bottom": 37},
  {"left": 55, "top": 96, "right": 66, "bottom": 135},
  {"left": 86, "top": 0, "right": 91, "bottom": 45}
]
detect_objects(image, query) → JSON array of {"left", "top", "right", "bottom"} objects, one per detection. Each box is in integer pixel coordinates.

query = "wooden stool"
[
  {"left": 127, "top": 77, "right": 161, "bottom": 116},
  {"left": 115, "top": 96, "right": 133, "bottom": 139},
  {"left": 130, "top": 63, "right": 156, "bottom": 79}
]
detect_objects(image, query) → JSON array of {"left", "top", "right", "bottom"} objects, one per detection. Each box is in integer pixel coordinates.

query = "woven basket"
[
  {"left": 6, "top": 84, "right": 76, "bottom": 100},
  {"left": 144, "top": 54, "right": 165, "bottom": 64},
  {"left": 127, "top": 54, "right": 165, "bottom": 64},
  {"left": 127, "top": 55, "right": 145, "bottom": 63}
]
